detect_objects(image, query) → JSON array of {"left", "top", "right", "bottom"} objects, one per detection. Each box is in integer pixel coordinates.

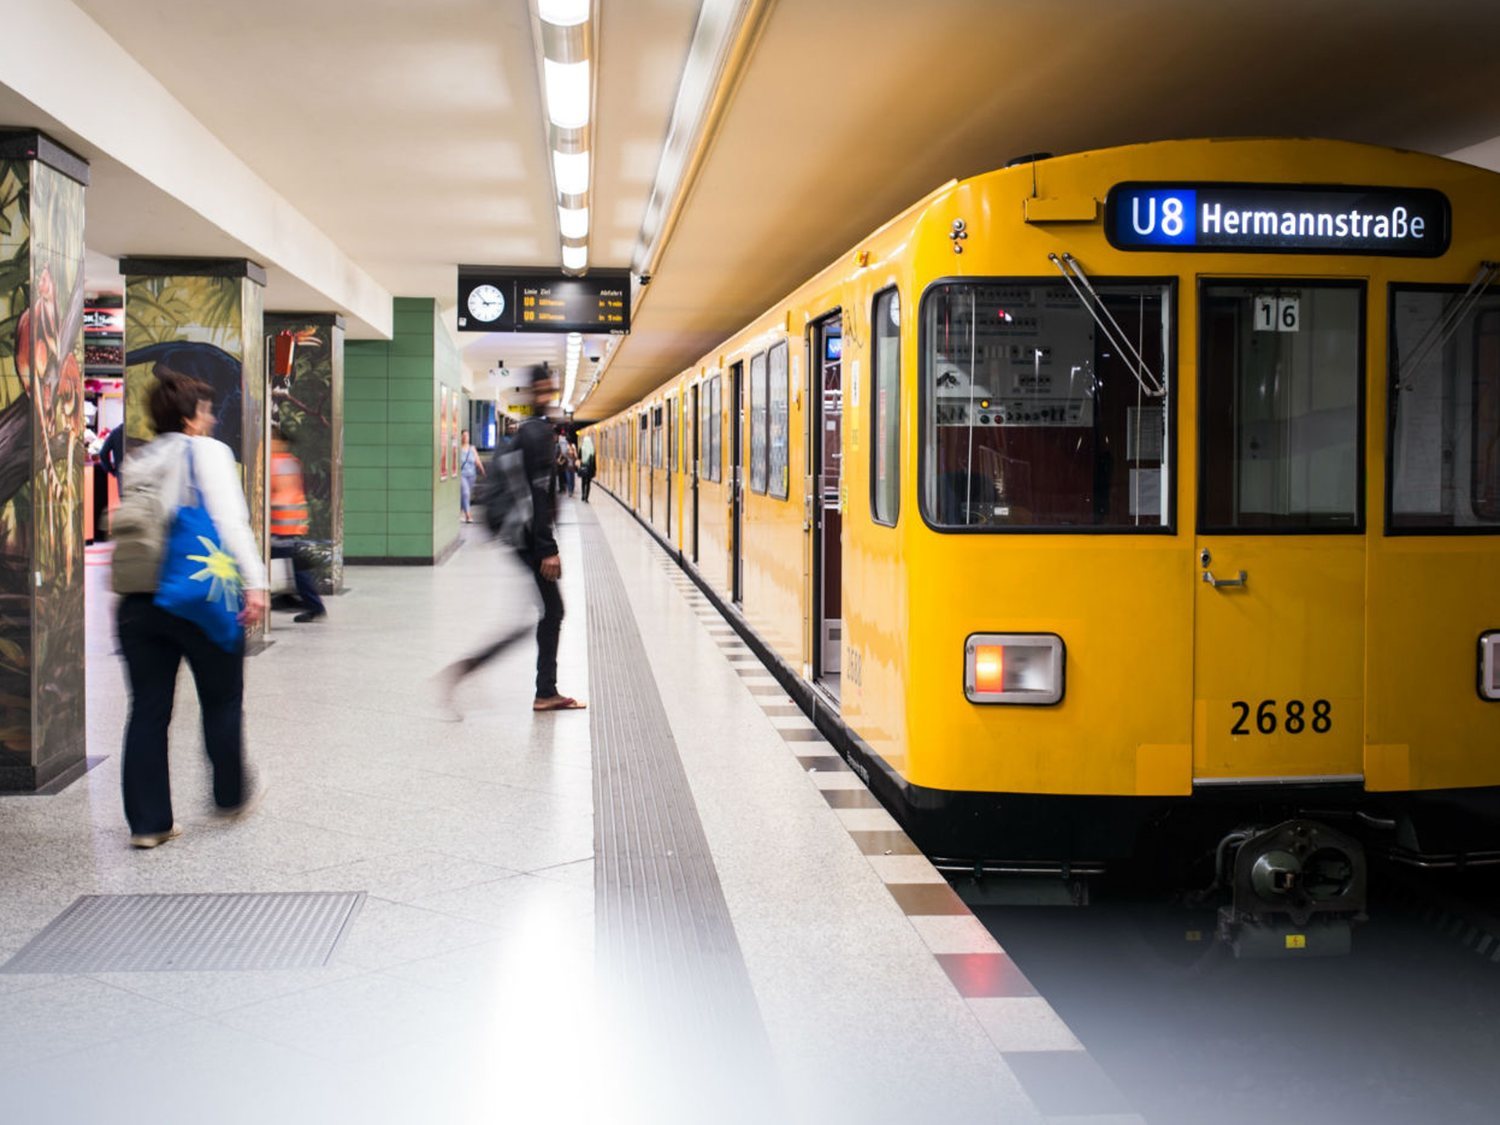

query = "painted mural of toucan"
[{"left": 126, "top": 341, "right": 243, "bottom": 456}]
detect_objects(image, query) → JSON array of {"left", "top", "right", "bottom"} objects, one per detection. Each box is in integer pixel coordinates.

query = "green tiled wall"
[{"left": 342, "top": 297, "right": 460, "bottom": 563}]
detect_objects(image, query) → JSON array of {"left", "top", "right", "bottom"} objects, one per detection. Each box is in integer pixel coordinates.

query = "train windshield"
[
  {"left": 920, "top": 280, "right": 1172, "bottom": 531},
  {"left": 1389, "top": 287, "right": 1500, "bottom": 531}
]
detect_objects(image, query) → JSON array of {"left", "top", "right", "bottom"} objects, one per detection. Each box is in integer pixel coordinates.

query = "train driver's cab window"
[
  {"left": 920, "top": 280, "right": 1172, "bottom": 530},
  {"left": 1389, "top": 287, "right": 1500, "bottom": 531},
  {"left": 1199, "top": 284, "right": 1362, "bottom": 532}
]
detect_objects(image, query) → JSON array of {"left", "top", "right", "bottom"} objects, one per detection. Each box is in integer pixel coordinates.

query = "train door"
[
  {"left": 637, "top": 412, "right": 647, "bottom": 513},
  {"left": 1194, "top": 281, "right": 1367, "bottom": 783},
  {"left": 690, "top": 383, "right": 700, "bottom": 563},
  {"left": 811, "top": 313, "right": 843, "bottom": 694},
  {"left": 666, "top": 393, "right": 675, "bottom": 540},
  {"left": 731, "top": 361, "right": 745, "bottom": 602}
]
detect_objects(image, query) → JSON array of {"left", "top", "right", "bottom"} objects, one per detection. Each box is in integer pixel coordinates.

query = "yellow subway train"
[{"left": 584, "top": 138, "right": 1500, "bottom": 947}]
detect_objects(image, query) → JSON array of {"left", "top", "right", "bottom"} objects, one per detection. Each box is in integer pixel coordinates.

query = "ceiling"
[{"left": 7, "top": 0, "right": 1500, "bottom": 415}]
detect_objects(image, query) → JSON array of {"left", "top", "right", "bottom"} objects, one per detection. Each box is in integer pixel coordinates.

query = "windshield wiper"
[
  {"left": 1395, "top": 259, "right": 1499, "bottom": 386},
  {"left": 1049, "top": 252, "right": 1166, "bottom": 398}
]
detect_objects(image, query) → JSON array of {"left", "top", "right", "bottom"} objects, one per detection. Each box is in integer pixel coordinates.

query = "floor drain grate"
[{"left": 0, "top": 891, "right": 365, "bottom": 973}]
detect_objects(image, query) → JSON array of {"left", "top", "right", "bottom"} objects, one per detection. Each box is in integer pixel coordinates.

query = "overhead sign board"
[
  {"left": 457, "top": 269, "right": 631, "bottom": 333},
  {"left": 84, "top": 304, "right": 124, "bottom": 336},
  {"left": 1106, "top": 183, "right": 1450, "bottom": 257}
]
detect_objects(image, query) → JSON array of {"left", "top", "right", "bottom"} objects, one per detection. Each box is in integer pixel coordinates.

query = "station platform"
[{"left": 0, "top": 495, "right": 1137, "bottom": 1125}]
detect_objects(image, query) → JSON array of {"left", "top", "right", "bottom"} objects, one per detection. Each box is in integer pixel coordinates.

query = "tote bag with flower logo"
[{"left": 154, "top": 444, "right": 245, "bottom": 651}]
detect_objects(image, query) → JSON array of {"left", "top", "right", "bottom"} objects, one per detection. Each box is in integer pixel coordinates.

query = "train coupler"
[{"left": 1214, "top": 819, "right": 1367, "bottom": 959}]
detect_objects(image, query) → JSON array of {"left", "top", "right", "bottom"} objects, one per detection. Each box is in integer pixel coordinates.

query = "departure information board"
[{"left": 458, "top": 269, "right": 631, "bottom": 334}]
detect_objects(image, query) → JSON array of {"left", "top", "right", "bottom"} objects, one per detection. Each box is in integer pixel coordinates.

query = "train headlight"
[
  {"left": 1481, "top": 632, "right": 1500, "bottom": 702},
  {"left": 964, "top": 634, "right": 1064, "bottom": 705}
]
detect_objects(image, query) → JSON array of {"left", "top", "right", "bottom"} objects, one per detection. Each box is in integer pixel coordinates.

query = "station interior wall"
[{"left": 344, "top": 297, "right": 461, "bottom": 564}]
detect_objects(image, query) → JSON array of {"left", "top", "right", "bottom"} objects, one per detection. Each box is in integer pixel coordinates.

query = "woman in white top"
[{"left": 116, "top": 372, "right": 268, "bottom": 848}]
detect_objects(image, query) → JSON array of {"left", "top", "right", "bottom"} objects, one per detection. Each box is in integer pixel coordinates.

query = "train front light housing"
[
  {"left": 964, "top": 634, "right": 1064, "bottom": 705},
  {"left": 1481, "top": 632, "right": 1500, "bottom": 702}
]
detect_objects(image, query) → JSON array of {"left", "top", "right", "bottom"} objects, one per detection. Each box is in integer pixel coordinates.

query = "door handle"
[{"left": 1202, "top": 569, "right": 1248, "bottom": 589}]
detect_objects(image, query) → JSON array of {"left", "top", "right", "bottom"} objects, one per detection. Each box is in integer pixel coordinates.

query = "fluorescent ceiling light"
[
  {"left": 544, "top": 59, "right": 590, "bottom": 130},
  {"left": 539, "top": 0, "right": 590, "bottom": 28},
  {"left": 558, "top": 206, "right": 589, "bottom": 239},
  {"left": 562, "top": 243, "right": 588, "bottom": 270},
  {"left": 553, "top": 150, "right": 590, "bottom": 195}
]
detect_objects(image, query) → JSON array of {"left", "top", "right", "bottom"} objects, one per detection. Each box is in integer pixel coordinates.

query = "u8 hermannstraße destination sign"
[{"left": 1106, "top": 183, "right": 1450, "bottom": 257}]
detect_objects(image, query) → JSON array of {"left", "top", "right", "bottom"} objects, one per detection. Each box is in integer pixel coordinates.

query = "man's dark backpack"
[{"left": 473, "top": 434, "right": 534, "bottom": 548}]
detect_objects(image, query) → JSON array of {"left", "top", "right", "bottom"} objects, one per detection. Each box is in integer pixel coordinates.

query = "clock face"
[{"left": 467, "top": 283, "right": 506, "bottom": 323}]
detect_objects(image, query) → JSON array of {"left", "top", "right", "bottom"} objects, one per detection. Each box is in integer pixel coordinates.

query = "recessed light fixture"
[
  {"left": 553, "top": 150, "right": 589, "bottom": 196},
  {"left": 538, "top": 0, "right": 589, "bottom": 27},
  {"left": 558, "top": 206, "right": 589, "bottom": 240},
  {"left": 533, "top": 1, "right": 595, "bottom": 275}
]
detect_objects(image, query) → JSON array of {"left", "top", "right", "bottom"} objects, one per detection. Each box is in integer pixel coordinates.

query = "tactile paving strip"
[
  {"left": 0, "top": 891, "right": 365, "bottom": 973},
  {"left": 577, "top": 504, "right": 778, "bottom": 1116}
]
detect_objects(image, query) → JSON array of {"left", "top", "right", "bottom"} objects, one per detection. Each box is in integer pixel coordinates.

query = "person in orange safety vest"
[{"left": 269, "top": 436, "right": 326, "bottom": 622}]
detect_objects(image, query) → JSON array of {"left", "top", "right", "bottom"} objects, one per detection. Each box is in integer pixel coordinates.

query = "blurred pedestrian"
[
  {"left": 578, "top": 434, "right": 595, "bottom": 502},
  {"left": 458, "top": 429, "right": 484, "bottom": 523},
  {"left": 439, "top": 367, "right": 584, "bottom": 715},
  {"left": 269, "top": 435, "right": 326, "bottom": 623},
  {"left": 112, "top": 373, "right": 268, "bottom": 848},
  {"left": 564, "top": 440, "right": 579, "bottom": 497}
]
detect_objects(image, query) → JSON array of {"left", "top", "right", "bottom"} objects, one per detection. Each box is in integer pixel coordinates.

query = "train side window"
[
  {"left": 698, "top": 383, "right": 710, "bottom": 480},
  {"left": 1389, "top": 288, "right": 1500, "bottom": 531},
  {"left": 872, "top": 288, "right": 900, "bottom": 526},
  {"left": 711, "top": 373, "right": 723, "bottom": 482},
  {"left": 639, "top": 412, "right": 648, "bottom": 466},
  {"left": 769, "top": 342, "right": 789, "bottom": 499},
  {"left": 920, "top": 279, "right": 1173, "bottom": 531},
  {"left": 749, "top": 351, "right": 768, "bottom": 494},
  {"left": 1200, "top": 283, "right": 1362, "bottom": 533}
]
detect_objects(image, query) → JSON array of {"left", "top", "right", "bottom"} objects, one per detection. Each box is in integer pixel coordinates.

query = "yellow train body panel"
[{"left": 587, "top": 138, "right": 1500, "bottom": 858}]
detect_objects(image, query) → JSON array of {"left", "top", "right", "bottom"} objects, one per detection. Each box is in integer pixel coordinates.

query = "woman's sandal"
[{"left": 533, "top": 695, "right": 587, "bottom": 712}]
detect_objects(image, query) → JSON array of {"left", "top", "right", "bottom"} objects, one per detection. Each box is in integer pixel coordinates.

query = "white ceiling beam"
[{"left": 1, "top": 0, "right": 393, "bottom": 338}]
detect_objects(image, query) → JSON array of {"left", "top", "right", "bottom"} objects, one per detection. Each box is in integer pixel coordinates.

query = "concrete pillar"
[
  {"left": 120, "top": 257, "right": 268, "bottom": 641},
  {"left": 265, "top": 312, "right": 344, "bottom": 593},
  {"left": 0, "top": 130, "right": 90, "bottom": 792}
]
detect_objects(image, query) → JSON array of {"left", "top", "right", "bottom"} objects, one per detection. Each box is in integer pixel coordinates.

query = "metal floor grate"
[{"left": 0, "top": 891, "right": 365, "bottom": 973}]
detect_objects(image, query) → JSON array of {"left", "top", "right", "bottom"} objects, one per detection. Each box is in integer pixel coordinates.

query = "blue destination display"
[{"left": 1106, "top": 183, "right": 1450, "bottom": 257}]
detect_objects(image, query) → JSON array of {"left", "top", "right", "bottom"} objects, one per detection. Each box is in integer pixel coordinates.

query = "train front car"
[{"left": 888, "top": 139, "right": 1500, "bottom": 954}]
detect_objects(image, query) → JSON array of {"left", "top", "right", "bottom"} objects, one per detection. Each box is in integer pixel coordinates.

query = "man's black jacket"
[{"left": 514, "top": 416, "right": 558, "bottom": 564}]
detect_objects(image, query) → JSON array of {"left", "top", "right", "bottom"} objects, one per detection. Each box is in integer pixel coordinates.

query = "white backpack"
[{"left": 110, "top": 442, "right": 186, "bottom": 594}]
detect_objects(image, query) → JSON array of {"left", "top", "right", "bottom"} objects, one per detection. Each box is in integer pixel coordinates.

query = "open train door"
[
  {"left": 690, "top": 381, "right": 700, "bottom": 563},
  {"left": 810, "top": 312, "right": 843, "bottom": 698},
  {"left": 730, "top": 360, "right": 745, "bottom": 602},
  {"left": 1192, "top": 281, "right": 1367, "bottom": 785}
]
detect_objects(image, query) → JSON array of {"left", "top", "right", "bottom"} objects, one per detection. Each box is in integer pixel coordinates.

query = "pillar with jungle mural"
[
  {"left": 120, "top": 257, "right": 268, "bottom": 643},
  {"left": 265, "top": 312, "right": 344, "bottom": 594},
  {"left": 0, "top": 131, "right": 89, "bottom": 792}
]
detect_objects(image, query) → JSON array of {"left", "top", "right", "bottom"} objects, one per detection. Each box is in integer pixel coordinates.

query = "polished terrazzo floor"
[{"left": 0, "top": 496, "right": 1113, "bottom": 1124}]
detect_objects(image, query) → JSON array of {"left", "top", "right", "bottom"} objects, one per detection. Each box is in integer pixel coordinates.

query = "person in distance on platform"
[
  {"left": 438, "top": 365, "right": 585, "bottom": 715},
  {"left": 458, "top": 428, "right": 484, "bottom": 523},
  {"left": 268, "top": 435, "right": 326, "bottom": 623},
  {"left": 113, "top": 373, "right": 268, "bottom": 848},
  {"left": 578, "top": 433, "right": 595, "bottom": 503}
]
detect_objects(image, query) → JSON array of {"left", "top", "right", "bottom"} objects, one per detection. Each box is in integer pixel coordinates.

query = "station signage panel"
[
  {"left": 1106, "top": 183, "right": 1450, "bottom": 257},
  {"left": 457, "top": 269, "right": 631, "bottom": 334},
  {"left": 83, "top": 303, "right": 124, "bottom": 335}
]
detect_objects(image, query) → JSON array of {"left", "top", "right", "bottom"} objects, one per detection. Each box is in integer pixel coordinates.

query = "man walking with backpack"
[{"left": 438, "top": 366, "right": 584, "bottom": 715}]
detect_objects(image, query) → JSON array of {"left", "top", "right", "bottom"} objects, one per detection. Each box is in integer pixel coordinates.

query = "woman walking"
[
  {"left": 114, "top": 373, "right": 268, "bottom": 848},
  {"left": 459, "top": 429, "right": 484, "bottom": 523}
]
